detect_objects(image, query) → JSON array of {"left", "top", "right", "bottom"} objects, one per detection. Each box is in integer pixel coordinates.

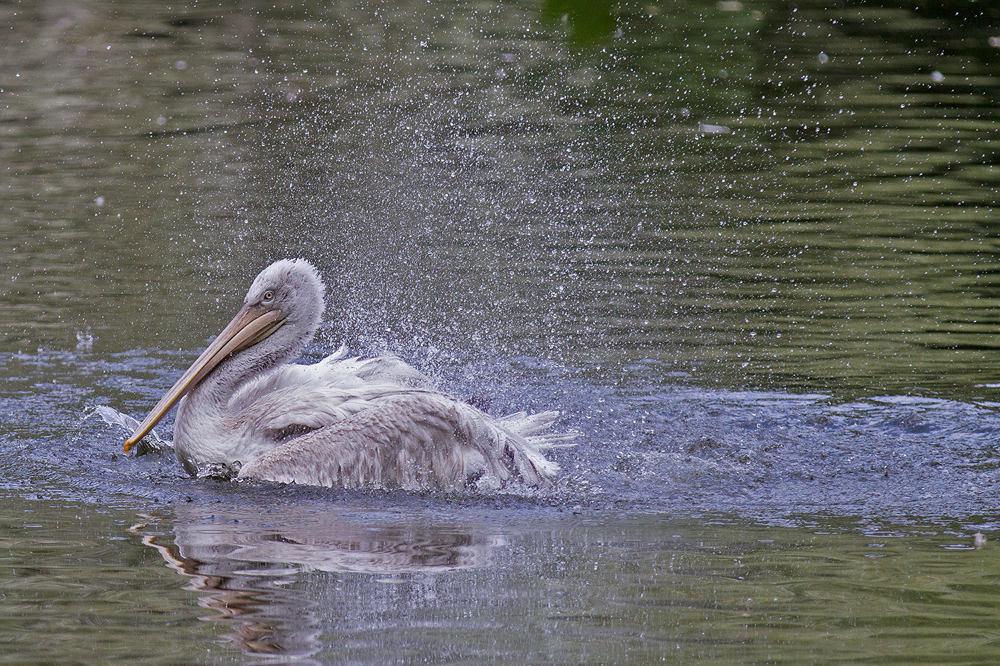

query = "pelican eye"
[{"left": 261, "top": 290, "right": 275, "bottom": 304}]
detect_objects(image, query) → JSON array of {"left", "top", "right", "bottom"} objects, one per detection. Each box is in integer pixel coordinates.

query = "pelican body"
[{"left": 124, "top": 259, "right": 573, "bottom": 491}]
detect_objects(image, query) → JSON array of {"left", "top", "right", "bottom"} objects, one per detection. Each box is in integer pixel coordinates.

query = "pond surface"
[
  {"left": 5, "top": 496, "right": 1000, "bottom": 666},
  {"left": 4, "top": 0, "right": 1000, "bottom": 663}
]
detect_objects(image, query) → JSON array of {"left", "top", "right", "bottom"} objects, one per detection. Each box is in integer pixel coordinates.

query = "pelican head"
[{"left": 124, "top": 259, "right": 325, "bottom": 452}]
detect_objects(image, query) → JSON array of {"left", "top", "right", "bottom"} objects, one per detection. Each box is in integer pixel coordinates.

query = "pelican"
[{"left": 123, "top": 259, "right": 574, "bottom": 491}]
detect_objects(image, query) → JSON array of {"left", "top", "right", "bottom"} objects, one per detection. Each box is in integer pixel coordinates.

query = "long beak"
[{"left": 123, "top": 303, "right": 286, "bottom": 453}]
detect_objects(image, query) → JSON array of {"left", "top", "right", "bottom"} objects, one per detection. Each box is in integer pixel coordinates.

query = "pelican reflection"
[{"left": 133, "top": 502, "right": 502, "bottom": 661}]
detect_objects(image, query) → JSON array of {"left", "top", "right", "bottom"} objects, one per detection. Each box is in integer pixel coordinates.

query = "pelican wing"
[
  {"left": 227, "top": 350, "right": 435, "bottom": 413},
  {"left": 233, "top": 383, "right": 431, "bottom": 445},
  {"left": 237, "top": 393, "right": 561, "bottom": 491},
  {"left": 321, "top": 352, "right": 437, "bottom": 390}
]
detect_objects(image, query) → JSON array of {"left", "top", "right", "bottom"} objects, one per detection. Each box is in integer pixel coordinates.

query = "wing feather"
[
  {"left": 228, "top": 349, "right": 435, "bottom": 413},
  {"left": 237, "top": 393, "right": 563, "bottom": 491}
]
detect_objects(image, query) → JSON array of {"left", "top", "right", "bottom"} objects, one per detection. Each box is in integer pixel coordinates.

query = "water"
[
  {"left": 4, "top": 0, "right": 1000, "bottom": 663},
  {"left": 3, "top": 497, "right": 999, "bottom": 665}
]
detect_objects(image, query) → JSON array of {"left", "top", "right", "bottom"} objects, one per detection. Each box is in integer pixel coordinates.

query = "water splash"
[
  {"left": 75, "top": 328, "right": 95, "bottom": 351},
  {"left": 87, "top": 404, "right": 172, "bottom": 455}
]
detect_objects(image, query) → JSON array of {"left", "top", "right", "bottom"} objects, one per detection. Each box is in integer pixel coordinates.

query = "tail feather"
[{"left": 494, "top": 409, "right": 577, "bottom": 453}]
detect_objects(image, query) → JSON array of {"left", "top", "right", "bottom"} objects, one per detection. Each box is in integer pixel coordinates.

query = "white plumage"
[{"left": 124, "top": 259, "right": 574, "bottom": 491}]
